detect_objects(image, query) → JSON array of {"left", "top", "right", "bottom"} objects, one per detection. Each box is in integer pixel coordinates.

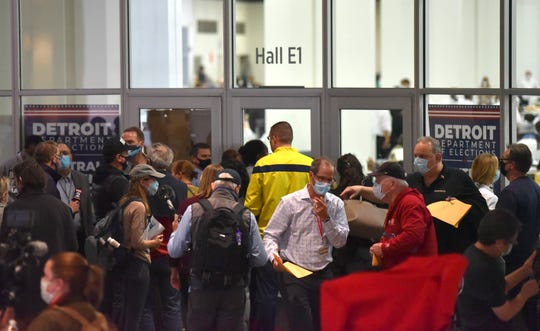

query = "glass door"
[
  {"left": 126, "top": 96, "right": 222, "bottom": 161},
  {"left": 231, "top": 96, "right": 321, "bottom": 158},
  {"left": 329, "top": 96, "right": 415, "bottom": 174}
]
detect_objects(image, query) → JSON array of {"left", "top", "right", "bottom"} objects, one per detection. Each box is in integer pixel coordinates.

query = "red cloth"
[{"left": 320, "top": 254, "right": 467, "bottom": 331}]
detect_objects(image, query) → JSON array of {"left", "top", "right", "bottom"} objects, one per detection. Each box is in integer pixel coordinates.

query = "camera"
[{"left": 0, "top": 210, "right": 47, "bottom": 309}]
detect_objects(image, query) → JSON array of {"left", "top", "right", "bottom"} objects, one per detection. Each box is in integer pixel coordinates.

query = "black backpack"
[
  {"left": 84, "top": 197, "right": 140, "bottom": 270},
  {"left": 190, "top": 199, "right": 250, "bottom": 288},
  {"left": 91, "top": 174, "right": 125, "bottom": 219}
]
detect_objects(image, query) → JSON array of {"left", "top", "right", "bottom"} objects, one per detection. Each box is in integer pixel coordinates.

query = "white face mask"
[
  {"left": 40, "top": 278, "right": 54, "bottom": 304},
  {"left": 372, "top": 182, "right": 386, "bottom": 200},
  {"left": 502, "top": 243, "right": 513, "bottom": 256},
  {"left": 413, "top": 157, "right": 430, "bottom": 175}
]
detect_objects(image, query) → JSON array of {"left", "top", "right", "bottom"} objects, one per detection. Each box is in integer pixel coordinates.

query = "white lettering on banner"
[
  {"left": 72, "top": 161, "right": 98, "bottom": 172},
  {"left": 32, "top": 122, "right": 113, "bottom": 136},
  {"left": 434, "top": 124, "right": 496, "bottom": 140}
]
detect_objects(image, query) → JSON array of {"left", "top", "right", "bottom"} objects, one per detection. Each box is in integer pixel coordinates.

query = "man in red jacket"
[{"left": 367, "top": 161, "right": 437, "bottom": 268}]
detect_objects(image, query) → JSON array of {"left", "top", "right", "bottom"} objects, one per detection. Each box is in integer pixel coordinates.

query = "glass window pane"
[
  {"left": 427, "top": 0, "right": 499, "bottom": 88},
  {"left": 513, "top": 0, "right": 540, "bottom": 94},
  {"left": 0, "top": 97, "right": 14, "bottom": 165},
  {"left": 341, "top": 109, "right": 403, "bottom": 171},
  {"left": 424, "top": 95, "right": 501, "bottom": 169},
  {"left": 333, "top": 0, "right": 414, "bottom": 88},
  {"left": 130, "top": 0, "right": 223, "bottom": 88},
  {"left": 242, "top": 109, "right": 312, "bottom": 155},
  {"left": 141, "top": 108, "right": 211, "bottom": 160},
  {"left": 234, "top": 0, "right": 322, "bottom": 88},
  {"left": 0, "top": 0, "right": 10, "bottom": 89},
  {"left": 21, "top": 95, "right": 121, "bottom": 174},
  {"left": 512, "top": 96, "right": 540, "bottom": 168},
  {"left": 20, "top": 0, "right": 120, "bottom": 89}
]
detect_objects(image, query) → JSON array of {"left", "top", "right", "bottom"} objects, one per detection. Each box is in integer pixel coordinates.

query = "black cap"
[
  {"left": 214, "top": 168, "right": 241, "bottom": 186},
  {"left": 369, "top": 161, "right": 406, "bottom": 180},
  {"left": 102, "top": 138, "right": 129, "bottom": 158}
]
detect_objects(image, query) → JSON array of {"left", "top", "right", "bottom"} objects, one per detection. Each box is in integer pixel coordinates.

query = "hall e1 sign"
[{"left": 255, "top": 47, "right": 302, "bottom": 64}]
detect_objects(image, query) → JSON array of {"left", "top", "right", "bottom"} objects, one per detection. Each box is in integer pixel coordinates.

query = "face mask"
[
  {"left": 313, "top": 181, "right": 331, "bottom": 196},
  {"left": 413, "top": 157, "right": 430, "bottom": 175},
  {"left": 59, "top": 155, "right": 71, "bottom": 169},
  {"left": 502, "top": 243, "right": 513, "bottom": 256},
  {"left": 147, "top": 180, "right": 159, "bottom": 196},
  {"left": 198, "top": 158, "right": 211, "bottom": 170},
  {"left": 499, "top": 161, "right": 508, "bottom": 177},
  {"left": 127, "top": 146, "right": 141, "bottom": 159},
  {"left": 372, "top": 182, "right": 386, "bottom": 200},
  {"left": 493, "top": 169, "right": 500, "bottom": 183},
  {"left": 40, "top": 278, "right": 54, "bottom": 304}
]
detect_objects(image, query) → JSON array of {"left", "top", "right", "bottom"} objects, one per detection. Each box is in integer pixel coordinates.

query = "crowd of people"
[{"left": 0, "top": 121, "right": 539, "bottom": 331}]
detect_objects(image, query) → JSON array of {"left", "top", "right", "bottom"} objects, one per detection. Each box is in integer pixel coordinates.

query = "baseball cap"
[
  {"left": 129, "top": 164, "right": 165, "bottom": 179},
  {"left": 102, "top": 138, "right": 130, "bottom": 158},
  {"left": 369, "top": 161, "right": 406, "bottom": 180},
  {"left": 214, "top": 168, "right": 241, "bottom": 186}
]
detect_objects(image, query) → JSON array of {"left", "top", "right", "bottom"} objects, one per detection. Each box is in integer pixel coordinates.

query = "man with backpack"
[
  {"left": 92, "top": 138, "right": 131, "bottom": 219},
  {"left": 168, "top": 169, "right": 268, "bottom": 331}
]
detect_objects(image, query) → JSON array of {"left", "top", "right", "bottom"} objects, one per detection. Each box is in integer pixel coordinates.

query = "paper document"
[
  {"left": 273, "top": 254, "right": 313, "bottom": 278},
  {"left": 427, "top": 199, "right": 472, "bottom": 228},
  {"left": 145, "top": 216, "right": 165, "bottom": 239}
]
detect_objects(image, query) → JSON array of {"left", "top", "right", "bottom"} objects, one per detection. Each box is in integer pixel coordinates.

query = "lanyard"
[{"left": 316, "top": 215, "right": 324, "bottom": 238}]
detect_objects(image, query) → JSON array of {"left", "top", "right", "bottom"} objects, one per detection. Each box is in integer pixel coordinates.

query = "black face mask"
[
  {"left": 499, "top": 160, "right": 508, "bottom": 177},
  {"left": 198, "top": 158, "right": 211, "bottom": 170}
]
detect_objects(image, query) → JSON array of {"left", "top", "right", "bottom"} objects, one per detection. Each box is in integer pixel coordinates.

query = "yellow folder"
[
  {"left": 427, "top": 199, "right": 472, "bottom": 228},
  {"left": 274, "top": 254, "right": 313, "bottom": 278}
]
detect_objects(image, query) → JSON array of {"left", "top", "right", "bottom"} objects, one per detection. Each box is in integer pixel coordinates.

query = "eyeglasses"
[
  {"left": 314, "top": 174, "right": 335, "bottom": 184},
  {"left": 499, "top": 157, "right": 513, "bottom": 163}
]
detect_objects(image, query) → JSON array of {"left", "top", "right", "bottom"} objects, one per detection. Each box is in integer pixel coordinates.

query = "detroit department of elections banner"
[
  {"left": 427, "top": 104, "right": 500, "bottom": 169},
  {"left": 23, "top": 104, "right": 119, "bottom": 174}
]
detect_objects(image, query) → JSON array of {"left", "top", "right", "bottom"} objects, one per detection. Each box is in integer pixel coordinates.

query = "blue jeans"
[
  {"left": 141, "top": 256, "right": 182, "bottom": 331},
  {"left": 112, "top": 256, "right": 150, "bottom": 331}
]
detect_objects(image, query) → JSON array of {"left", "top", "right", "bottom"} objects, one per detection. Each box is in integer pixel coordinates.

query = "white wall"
[
  {"left": 334, "top": 0, "right": 376, "bottom": 87},
  {"left": 515, "top": 0, "right": 540, "bottom": 85},
  {"left": 380, "top": 0, "right": 414, "bottom": 87}
]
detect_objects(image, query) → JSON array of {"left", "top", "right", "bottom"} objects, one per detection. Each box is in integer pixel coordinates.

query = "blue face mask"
[
  {"left": 59, "top": 155, "right": 71, "bottom": 169},
  {"left": 313, "top": 181, "right": 331, "bottom": 196},
  {"left": 147, "top": 180, "right": 159, "bottom": 196},
  {"left": 413, "top": 157, "right": 430, "bottom": 175},
  {"left": 127, "top": 146, "right": 141, "bottom": 159},
  {"left": 372, "top": 182, "right": 386, "bottom": 200},
  {"left": 493, "top": 169, "right": 500, "bottom": 183}
]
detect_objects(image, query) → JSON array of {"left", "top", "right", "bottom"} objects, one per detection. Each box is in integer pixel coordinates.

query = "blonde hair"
[
  {"left": 470, "top": 153, "right": 498, "bottom": 185},
  {"left": 0, "top": 177, "right": 9, "bottom": 201},
  {"left": 120, "top": 177, "right": 151, "bottom": 216},
  {"left": 171, "top": 160, "right": 196, "bottom": 180},
  {"left": 197, "top": 164, "right": 224, "bottom": 198}
]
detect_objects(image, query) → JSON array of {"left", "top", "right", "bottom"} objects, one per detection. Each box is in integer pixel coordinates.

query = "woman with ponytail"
[{"left": 27, "top": 252, "right": 109, "bottom": 330}]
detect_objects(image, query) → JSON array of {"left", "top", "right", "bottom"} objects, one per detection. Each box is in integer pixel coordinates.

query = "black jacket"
[
  {"left": 0, "top": 188, "right": 77, "bottom": 321},
  {"left": 407, "top": 164, "right": 489, "bottom": 254},
  {"left": 93, "top": 164, "right": 129, "bottom": 218}
]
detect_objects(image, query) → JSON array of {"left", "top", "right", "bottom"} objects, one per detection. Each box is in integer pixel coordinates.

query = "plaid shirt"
[{"left": 263, "top": 186, "right": 349, "bottom": 272}]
